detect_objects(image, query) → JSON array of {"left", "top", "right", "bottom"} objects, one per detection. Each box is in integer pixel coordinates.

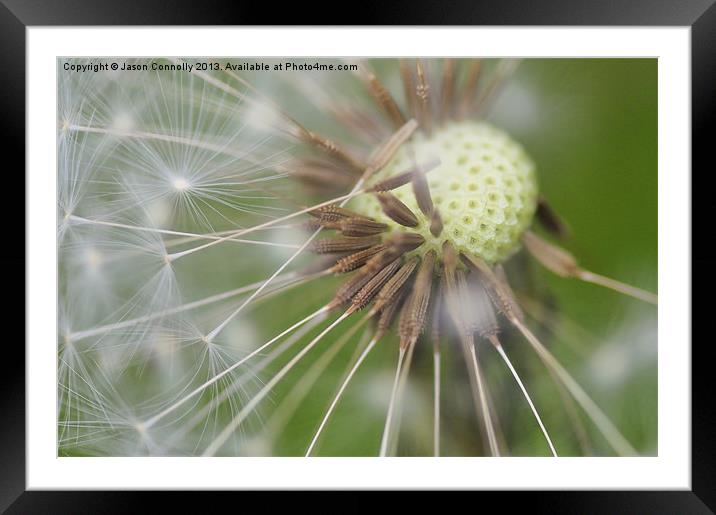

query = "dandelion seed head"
[
  {"left": 56, "top": 57, "right": 657, "bottom": 458},
  {"left": 352, "top": 121, "right": 538, "bottom": 263}
]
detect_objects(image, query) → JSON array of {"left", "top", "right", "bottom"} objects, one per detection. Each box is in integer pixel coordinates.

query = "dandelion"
[{"left": 58, "top": 57, "right": 657, "bottom": 457}]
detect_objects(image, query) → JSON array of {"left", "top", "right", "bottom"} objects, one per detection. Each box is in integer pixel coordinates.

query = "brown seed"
[
  {"left": 303, "top": 218, "right": 326, "bottom": 232},
  {"left": 351, "top": 258, "right": 402, "bottom": 310},
  {"left": 398, "top": 250, "right": 437, "bottom": 348},
  {"left": 310, "top": 207, "right": 384, "bottom": 235},
  {"left": 415, "top": 60, "right": 432, "bottom": 135},
  {"left": 536, "top": 197, "right": 570, "bottom": 239},
  {"left": 442, "top": 240, "right": 459, "bottom": 273},
  {"left": 429, "top": 277, "right": 444, "bottom": 352},
  {"left": 360, "top": 247, "right": 402, "bottom": 277},
  {"left": 358, "top": 232, "right": 423, "bottom": 279},
  {"left": 388, "top": 232, "right": 425, "bottom": 252},
  {"left": 429, "top": 208, "right": 443, "bottom": 237},
  {"left": 301, "top": 252, "right": 352, "bottom": 275},
  {"left": 331, "top": 244, "right": 387, "bottom": 273},
  {"left": 368, "top": 156, "right": 441, "bottom": 194},
  {"left": 330, "top": 257, "right": 399, "bottom": 309},
  {"left": 460, "top": 252, "right": 520, "bottom": 321},
  {"left": 399, "top": 59, "right": 416, "bottom": 118},
  {"left": 493, "top": 264, "right": 524, "bottom": 321},
  {"left": 377, "top": 292, "right": 405, "bottom": 335},
  {"left": 376, "top": 192, "right": 419, "bottom": 228},
  {"left": 311, "top": 235, "right": 382, "bottom": 254},
  {"left": 221, "top": 70, "right": 365, "bottom": 173},
  {"left": 440, "top": 58, "right": 456, "bottom": 122},
  {"left": 339, "top": 217, "right": 388, "bottom": 237},
  {"left": 411, "top": 167, "right": 434, "bottom": 217},
  {"left": 327, "top": 104, "right": 388, "bottom": 146},
  {"left": 297, "top": 127, "right": 365, "bottom": 173},
  {"left": 524, "top": 230, "right": 657, "bottom": 305},
  {"left": 521, "top": 230, "right": 580, "bottom": 278},
  {"left": 475, "top": 59, "right": 520, "bottom": 115},
  {"left": 441, "top": 241, "right": 463, "bottom": 329},
  {"left": 368, "top": 170, "right": 416, "bottom": 193},
  {"left": 371, "top": 257, "right": 419, "bottom": 314},
  {"left": 363, "top": 119, "right": 419, "bottom": 180},
  {"left": 357, "top": 65, "right": 407, "bottom": 128},
  {"left": 309, "top": 204, "right": 365, "bottom": 223},
  {"left": 289, "top": 158, "right": 354, "bottom": 190}
]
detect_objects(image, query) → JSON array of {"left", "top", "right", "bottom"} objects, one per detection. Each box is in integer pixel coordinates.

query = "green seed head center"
[{"left": 352, "top": 121, "right": 538, "bottom": 264}]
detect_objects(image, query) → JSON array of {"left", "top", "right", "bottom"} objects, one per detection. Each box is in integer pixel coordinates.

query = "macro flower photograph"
[{"left": 57, "top": 57, "right": 657, "bottom": 458}]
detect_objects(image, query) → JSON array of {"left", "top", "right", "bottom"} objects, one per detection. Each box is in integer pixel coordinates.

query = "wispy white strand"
[
  {"left": 67, "top": 215, "right": 301, "bottom": 249},
  {"left": 67, "top": 271, "right": 301, "bottom": 342},
  {"left": 512, "top": 318, "right": 637, "bottom": 456},
  {"left": 202, "top": 311, "right": 351, "bottom": 456},
  {"left": 467, "top": 342, "right": 500, "bottom": 457},
  {"left": 141, "top": 305, "right": 329, "bottom": 430},
  {"left": 266, "top": 318, "right": 372, "bottom": 442},
  {"left": 433, "top": 349, "right": 441, "bottom": 457},
  {"left": 163, "top": 315, "right": 325, "bottom": 451},
  {"left": 379, "top": 347, "right": 406, "bottom": 457},
  {"left": 494, "top": 342, "right": 558, "bottom": 457},
  {"left": 306, "top": 334, "right": 378, "bottom": 456}
]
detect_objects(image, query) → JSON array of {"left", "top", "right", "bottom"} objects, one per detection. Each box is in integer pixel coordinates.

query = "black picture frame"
[{"left": 3, "top": 1, "right": 711, "bottom": 512}]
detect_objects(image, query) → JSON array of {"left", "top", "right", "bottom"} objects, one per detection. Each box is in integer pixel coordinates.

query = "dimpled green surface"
[{"left": 351, "top": 121, "right": 538, "bottom": 264}]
